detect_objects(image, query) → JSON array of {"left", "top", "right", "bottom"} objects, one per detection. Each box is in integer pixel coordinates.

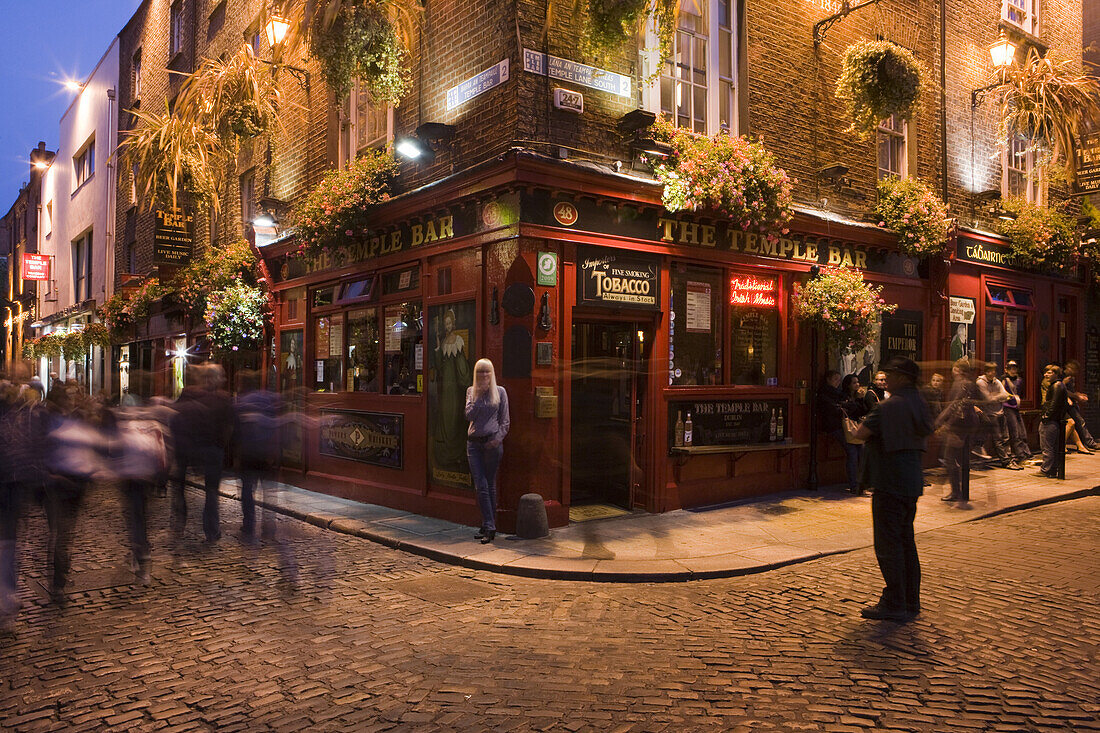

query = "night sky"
[{"left": 0, "top": 0, "right": 142, "bottom": 200}]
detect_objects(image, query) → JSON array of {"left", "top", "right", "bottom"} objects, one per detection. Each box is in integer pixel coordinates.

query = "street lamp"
[
  {"left": 972, "top": 30, "right": 1018, "bottom": 108},
  {"left": 265, "top": 15, "right": 291, "bottom": 47}
]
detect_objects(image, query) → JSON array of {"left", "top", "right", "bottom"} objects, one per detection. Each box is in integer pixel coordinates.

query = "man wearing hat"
[
  {"left": 1001, "top": 361, "right": 1031, "bottom": 462},
  {"left": 853, "top": 356, "right": 934, "bottom": 622}
]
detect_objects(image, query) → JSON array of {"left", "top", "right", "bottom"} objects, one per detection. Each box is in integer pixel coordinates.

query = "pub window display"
[
  {"left": 729, "top": 274, "right": 779, "bottom": 386},
  {"left": 313, "top": 316, "right": 345, "bottom": 392},
  {"left": 347, "top": 308, "right": 380, "bottom": 392},
  {"left": 669, "top": 264, "right": 723, "bottom": 386},
  {"left": 384, "top": 302, "right": 423, "bottom": 395}
]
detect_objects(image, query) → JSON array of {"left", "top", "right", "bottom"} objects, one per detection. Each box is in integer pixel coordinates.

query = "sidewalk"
[{"left": 209, "top": 453, "right": 1100, "bottom": 582}]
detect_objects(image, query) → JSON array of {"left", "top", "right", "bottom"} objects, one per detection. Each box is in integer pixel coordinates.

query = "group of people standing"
[{"left": 1, "top": 363, "right": 283, "bottom": 630}]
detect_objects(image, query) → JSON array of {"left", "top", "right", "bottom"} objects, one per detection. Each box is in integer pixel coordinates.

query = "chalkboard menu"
[{"left": 668, "top": 398, "right": 788, "bottom": 452}]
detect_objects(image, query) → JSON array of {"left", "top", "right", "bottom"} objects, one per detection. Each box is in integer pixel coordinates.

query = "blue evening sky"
[{"left": 0, "top": 0, "right": 142, "bottom": 201}]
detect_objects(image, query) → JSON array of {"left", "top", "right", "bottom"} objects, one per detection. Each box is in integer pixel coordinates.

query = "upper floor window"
[
  {"left": 72, "top": 231, "right": 93, "bottom": 302},
  {"left": 130, "top": 162, "right": 140, "bottom": 205},
  {"left": 340, "top": 80, "right": 393, "bottom": 168},
  {"left": 131, "top": 48, "right": 142, "bottom": 100},
  {"left": 1002, "top": 0, "right": 1038, "bottom": 37},
  {"left": 170, "top": 1, "right": 185, "bottom": 57},
  {"left": 876, "top": 114, "right": 907, "bottom": 180},
  {"left": 74, "top": 137, "right": 95, "bottom": 189},
  {"left": 1004, "top": 133, "right": 1040, "bottom": 203},
  {"left": 240, "top": 169, "right": 256, "bottom": 229},
  {"left": 646, "top": 0, "right": 739, "bottom": 136},
  {"left": 44, "top": 200, "right": 53, "bottom": 237}
]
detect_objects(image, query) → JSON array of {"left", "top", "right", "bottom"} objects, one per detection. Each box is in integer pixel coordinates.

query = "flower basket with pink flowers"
[
  {"left": 793, "top": 266, "right": 896, "bottom": 351},
  {"left": 875, "top": 176, "right": 949, "bottom": 258}
]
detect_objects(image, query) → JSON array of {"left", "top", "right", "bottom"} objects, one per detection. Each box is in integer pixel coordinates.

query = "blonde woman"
[{"left": 465, "top": 358, "right": 510, "bottom": 543}]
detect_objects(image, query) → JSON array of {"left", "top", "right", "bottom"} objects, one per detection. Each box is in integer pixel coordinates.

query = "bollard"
[
  {"left": 1055, "top": 420, "right": 1067, "bottom": 479},
  {"left": 515, "top": 493, "right": 550, "bottom": 539}
]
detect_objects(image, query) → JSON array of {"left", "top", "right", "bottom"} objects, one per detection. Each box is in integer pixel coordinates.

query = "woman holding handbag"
[
  {"left": 840, "top": 374, "right": 869, "bottom": 494},
  {"left": 466, "top": 359, "right": 510, "bottom": 544}
]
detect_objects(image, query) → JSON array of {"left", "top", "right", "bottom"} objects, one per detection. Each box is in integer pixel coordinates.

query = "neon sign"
[{"left": 730, "top": 275, "right": 777, "bottom": 307}]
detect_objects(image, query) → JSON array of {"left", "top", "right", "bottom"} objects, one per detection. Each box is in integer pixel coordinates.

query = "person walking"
[
  {"left": 853, "top": 357, "right": 933, "bottom": 622},
  {"left": 1037, "top": 364, "right": 1069, "bottom": 478},
  {"left": 235, "top": 372, "right": 282, "bottom": 542},
  {"left": 1001, "top": 361, "right": 1031, "bottom": 462},
  {"left": 937, "top": 358, "right": 981, "bottom": 502},
  {"left": 976, "top": 362, "right": 1023, "bottom": 470},
  {"left": 465, "top": 359, "right": 509, "bottom": 544}
]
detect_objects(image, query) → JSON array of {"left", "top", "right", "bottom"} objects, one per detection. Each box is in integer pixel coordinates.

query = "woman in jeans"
[
  {"left": 840, "top": 374, "right": 869, "bottom": 494},
  {"left": 465, "top": 359, "right": 510, "bottom": 543}
]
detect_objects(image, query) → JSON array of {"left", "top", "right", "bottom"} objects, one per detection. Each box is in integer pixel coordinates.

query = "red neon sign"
[
  {"left": 22, "top": 253, "right": 50, "bottom": 281},
  {"left": 730, "top": 275, "right": 777, "bottom": 307}
]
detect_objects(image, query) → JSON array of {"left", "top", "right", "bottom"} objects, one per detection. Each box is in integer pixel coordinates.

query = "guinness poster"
[
  {"left": 153, "top": 208, "right": 194, "bottom": 266},
  {"left": 577, "top": 246, "right": 660, "bottom": 310},
  {"left": 319, "top": 409, "right": 403, "bottom": 468}
]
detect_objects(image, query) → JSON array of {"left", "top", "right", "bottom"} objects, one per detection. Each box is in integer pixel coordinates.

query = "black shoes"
[
  {"left": 860, "top": 603, "right": 910, "bottom": 622},
  {"left": 474, "top": 528, "right": 487, "bottom": 540},
  {"left": 941, "top": 493, "right": 960, "bottom": 502},
  {"left": 480, "top": 530, "right": 496, "bottom": 545}
]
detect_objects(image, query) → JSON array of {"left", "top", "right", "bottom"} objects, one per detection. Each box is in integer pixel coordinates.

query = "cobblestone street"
[{"left": 2, "top": 486, "right": 1098, "bottom": 732}]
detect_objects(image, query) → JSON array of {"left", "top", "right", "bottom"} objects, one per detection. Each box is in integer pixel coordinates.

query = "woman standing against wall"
[{"left": 466, "top": 359, "right": 510, "bottom": 543}]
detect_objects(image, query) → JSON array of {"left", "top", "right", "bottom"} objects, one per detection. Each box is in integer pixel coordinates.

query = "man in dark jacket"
[
  {"left": 1037, "top": 364, "right": 1069, "bottom": 478},
  {"left": 1001, "top": 361, "right": 1031, "bottom": 461},
  {"left": 854, "top": 357, "right": 933, "bottom": 622}
]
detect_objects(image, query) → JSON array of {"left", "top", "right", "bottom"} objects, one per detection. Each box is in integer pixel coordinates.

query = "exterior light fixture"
[
  {"left": 395, "top": 123, "right": 455, "bottom": 164},
  {"left": 396, "top": 137, "right": 433, "bottom": 162},
  {"left": 988, "top": 30, "right": 1017, "bottom": 70},
  {"left": 64, "top": 80, "right": 82, "bottom": 92},
  {"left": 266, "top": 15, "right": 291, "bottom": 47},
  {"left": 33, "top": 160, "right": 49, "bottom": 170}
]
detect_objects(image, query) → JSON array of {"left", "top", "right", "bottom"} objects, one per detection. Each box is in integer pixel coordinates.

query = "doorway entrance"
[{"left": 570, "top": 320, "right": 653, "bottom": 510}]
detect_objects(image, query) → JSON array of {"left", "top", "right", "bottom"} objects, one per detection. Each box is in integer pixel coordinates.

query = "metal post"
[
  {"left": 1055, "top": 420, "right": 1067, "bottom": 479},
  {"left": 808, "top": 325, "right": 819, "bottom": 491}
]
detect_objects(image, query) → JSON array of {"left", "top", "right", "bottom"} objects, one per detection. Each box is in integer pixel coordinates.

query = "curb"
[{"left": 197, "top": 479, "right": 1100, "bottom": 583}]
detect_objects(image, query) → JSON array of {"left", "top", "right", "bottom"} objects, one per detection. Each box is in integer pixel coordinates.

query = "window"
[
  {"left": 1002, "top": 0, "right": 1038, "bottom": 36},
  {"left": 74, "top": 138, "right": 95, "bottom": 189},
  {"left": 383, "top": 302, "right": 422, "bottom": 394},
  {"left": 125, "top": 241, "right": 137, "bottom": 274},
  {"left": 339, "top": 80, "right": 393, "bottom": 167},
  {"left": 670, "top": 264, "right": 723, "bottom": 385},
  {"left": 728, "top": 273, "right": 779, "bottom": 385},
  {"left": 347, "top": 308, "right": 380, "bottom": 391},
  {"left": 877, "top": 114, "right": 907, "bottom": 180},
  {"left": 71, "top": 231, "right": 92, "bottom": 301},
  {"left": 648, "top": 0, "right": 738, "bottom": 135},
  {"left": 44, "top": 201, "right": 53, "bottom": 237},
  {"left": 131, "top": 48, "right": 142, "bottom": 100},
  {"left": 130, "top": 162, "right": 140, "bottom": 205},
  {"left": 1004, "top": 133, "right": 1040, "bottom": 203},
  {"left": 240, "top": 169, "right": 256, "bottom": 229},
  {"left": 170, "top": 1, "right": 185, "bottom": 57},
  {"left": 984, "top": 284, "right": 1031, "bottom": 395}
]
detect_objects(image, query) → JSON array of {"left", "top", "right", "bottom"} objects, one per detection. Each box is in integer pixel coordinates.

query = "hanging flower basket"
[
  {"left": 836, "top": 40, "right": 925, "bottom": 139},
  {"left": 30, "top": 333, "right": 64, "bottom": 360},
  {"left": 98, "top": 292, "right": 134, "bottom": 335},
  {"left": 875, "top": 176, "right": 949, "bottom": 257},
  {"left": 996, "top": 197, "right": 1078, "bottom": 271},
  {"left": 792, "top": 266, "right": 896, "bottom": 352},
  {"left": 651, "top": 117, "right": 794, "bottom": 240},
  {"left": 174, "top": 238, "right": 259, "bottom": 319},
  {"left": 309, "top": 0, "right": 413, "bottom": 104},
  {"left": 61, "top": 331, "right": 87, "bottom": 361},
  {"left": 81, "top": 323, "right": 111, "bottom": 350},
  {"left": 290, "top": 149, "right": 398, "bottom": 258},
  {"left": 205, "top": 281, "right": 269, "bottom": 353}
]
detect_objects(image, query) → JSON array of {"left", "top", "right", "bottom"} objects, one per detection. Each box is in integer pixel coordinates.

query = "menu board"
[
  {"left": 668, "top": 398, "right": 788, "bottom": 451},
  {"left": 315, "top": 318, "right": 330, "bottom": 359},
  {"left": 329, "top": 322, "right": 344, "bottom": 357},
  {"left": 685, "top": 281, "right": 712, "bottom": 332}
]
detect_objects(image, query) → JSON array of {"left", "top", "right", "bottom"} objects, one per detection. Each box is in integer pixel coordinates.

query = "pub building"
[{"left": 257, "top": 150, "right": 958, "bottom": 530}]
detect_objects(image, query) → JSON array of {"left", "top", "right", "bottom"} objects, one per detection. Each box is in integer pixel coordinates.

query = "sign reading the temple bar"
[
  {"left": 153, "top": 208, "right": 193, "bottom": 266},
  {"left": 1074, "top": 131, "right": 1100, "bottom": 194},
  {"left": 319, "top": 409, "right": 402, "bottom": 468},
  {"left": 668, "top": 398, "right": 788, "bottom": 451},
  {"left": 522, "top": 48, "right": 632, "bottom": 98},
  {"left": 21, "top": 253, "right": 50, "bottom": 281},
  {"left": 956, "top": 237, "right": 1020, "bottom": 269},
  {"left": 446, "top": 59, "right": 509, "bottom": 111},
  {"left": 577, "top": 246, "right": 660, "bottom": 310}
]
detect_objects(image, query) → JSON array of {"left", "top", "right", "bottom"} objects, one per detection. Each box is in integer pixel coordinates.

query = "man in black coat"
[{"left": 853, "top": 357, "right": 934, "bottom": 622}]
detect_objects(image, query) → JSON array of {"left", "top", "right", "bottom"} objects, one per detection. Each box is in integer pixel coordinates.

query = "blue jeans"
[
  {"left": 467, "top": 441, "right": 503, "bottom": 532},
  {"left": 829, "top": 430, "right": 862, "bottom": 491}
]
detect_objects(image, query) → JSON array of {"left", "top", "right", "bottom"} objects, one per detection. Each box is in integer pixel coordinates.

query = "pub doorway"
[{"left": 570, "top": 319, "right": 653, "bottom": 510}]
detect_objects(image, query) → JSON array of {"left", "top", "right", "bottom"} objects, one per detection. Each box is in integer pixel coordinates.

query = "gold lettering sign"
[{"left": 301, "top": 214, "right": 454, "bottom": 273}]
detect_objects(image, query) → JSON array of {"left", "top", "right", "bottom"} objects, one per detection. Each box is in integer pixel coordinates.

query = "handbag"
[{"left": 842, "top": 415, "right": 865, "bottom": 445}]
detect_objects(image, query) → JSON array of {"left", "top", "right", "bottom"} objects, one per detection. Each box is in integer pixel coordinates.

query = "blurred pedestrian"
[
  {"left": 466, "top": 358, "right": 509, "bottom": 544},
  {"left": 1001, "top": 361, "right": 1031, "bottom": 462},
  {"left": 1037, "top": 364, "right": 1068, "bottom": 478},
  {"left": 976, "top": 362, "right": 1023, "bottom": 470},
  {"left": 840, "top": 374, "right": 869, "bottom": 494},
  {"left": 170, "top": 365, "right": 233, "bottom": 542},
  {"left": 235, "top": 371, "right": 281, "bottom": 542},
  {"left": 854, "top": 357, "right": 933, "bottom": 622},
  {"left": 936, "top": 358, "right": 981, "bottom": 502},
  {"left": 1063, "top": 360, "right": 1096, "bottom": 453}
]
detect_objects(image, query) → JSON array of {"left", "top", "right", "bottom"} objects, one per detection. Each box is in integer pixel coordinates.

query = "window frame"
[
  {"left": 876, "top": 114, "right": 908, "bottom": 181},
  {"left": 71, "top": 230, "right": 93, "bottom": 302},
  {"left": 73, "top": 137, "right": 95, "bottom": 191},
  {"left": 1003, "top": 132, "right": 1041, "bottom": 203},
  {"left": 131, "top": 48, "right": 142, "bottom": 101},
  {"left": 1002, "top": 0, "right": 1039, "bottom": 37},
  {"left": 240, "top": 168, "right": 256, "bottom": 232},
  {"left": 169, "top": 0, "right": 185, "bottom": 58},
  {"left": 339, "top": 79, "right": 395, "bottom": 169},
  {"left": 642, "top": 0, "right": 740, "bottom": 136}
]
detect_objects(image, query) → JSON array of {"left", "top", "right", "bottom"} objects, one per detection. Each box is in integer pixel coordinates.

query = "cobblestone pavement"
[{"left": 2, "top": 485, "right": 1098, "bottom": 732}]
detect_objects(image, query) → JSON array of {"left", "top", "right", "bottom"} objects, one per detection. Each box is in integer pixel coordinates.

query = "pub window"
[
  {"left": 383, "top": 266, "right": 420, "bottom": 295},
  {"left": 984, "top": 284, "right": 1031, "bottom": 395},
  {"left": 313, "top": 315, "right": 345, "bottom": 392},
  {"left": 283, "top": 286, "right": 305, "bottom": 323},
  {"left": 1004, "top": 132, "right": 1040, "bottom": 203},
  {"left": 729, "top": 272, "right": 779, "bottom": 385},
  {"left": 337, "top": 276, "right": 375, "bottom": 303},
  {"left": 312, "top": 285, "right": 336, "bottom": 309},
  {"left": 669, "top": 263, "right": 723, "bottom": 386},
  {"left": 876, "top": 114, "right": 907, "bottom": 180},
  {"left": 1002, "top": 0, "right": 1038, "bottom": 37},
  {"left": 347, "top": 308, "right": 380, "bottom": 392},
  {"left": 339, "top": 80, "right": 393, "bottom": 168},
  {"left": 383, "top": 302, "right": 423, "bottom": 394}
]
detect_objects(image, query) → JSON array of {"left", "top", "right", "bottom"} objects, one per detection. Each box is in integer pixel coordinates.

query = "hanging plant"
[
  {"left": 996, "top": 197, "right": 1078, "bottom": 271},
  {"left": 61, "top": 331, "right": 88, "bottom": 361},
  {"left": 836, "top": 40, "right": 925, "bottom": 139},
  {"left": 997, "top": 49, "right": 1100, "bottom": 185},
  {"left": 290, "top": 148, "right": 399, "bottom": 258},
  {"left": 81, "top": 323, "right": 112, "bottom": 351},
  {"left": 174, "top": 239, "right": 260, "bottom": 319},
  {"left": 874, "top": 176, "right": 950, "bottom": 257},
  {"left": 205, "top": 281, "right": 269, "bottom": 353},
  {"left": 793, "top": 266, "right": 897, "bottom": 352},
  {"left": 98, "top": 292, "right": 135, "bottom": 335},
  {"left": 308, "top": 0, "right": 414, "bottom": 104},
  {"left": 21, "top": 340, "right": 35, "bottom": 361},
  {"left": 123, "top": 103, "right": 226, "bottom": 211},
  {"left": 125, "top": 278, "right": 168, "bottom": 322},
  {"left": 650, "top": 116, "right": 794, "bottom": 240},
  {"left": 32, "top": 333, "right": 64, "bottom": 360},
  {"left": 176, "top": 45, "right": 280, "bottom": 144}
]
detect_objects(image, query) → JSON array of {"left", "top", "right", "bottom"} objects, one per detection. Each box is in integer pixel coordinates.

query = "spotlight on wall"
[
  {"left": 817, "top": 163, "right": 851, "bottom": 191},
  {"left": 975, "top": 189, "right": 1002, "bottom": 203},
  {"left": 395, "top": 123, "right": 456, "bottom": 164}
]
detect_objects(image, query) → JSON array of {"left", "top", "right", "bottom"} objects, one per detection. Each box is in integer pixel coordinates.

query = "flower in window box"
[{"left": 875, "top": 176, "right": 949, "bottom": 258}]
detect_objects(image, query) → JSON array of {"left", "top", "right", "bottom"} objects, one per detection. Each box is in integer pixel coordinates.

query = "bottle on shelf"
[
  {"left": 674, "top": 410, "right": 685, "bottom": 448},
  {"left": 776, "top": 408, "right": 785, "bottom": 441},
  {"left": 769, "top": 408, "right": 777, "bottom": 441},
  {"left": 684, "top": 412, "right": 693, "bottom": 447}
]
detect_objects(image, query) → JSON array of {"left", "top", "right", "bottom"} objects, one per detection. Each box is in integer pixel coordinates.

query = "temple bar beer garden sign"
[
  {"left": 577, "top": 246, "right": 660, "bottom": 309},
  {"left": 319, "top": 409, "right": 403, "bottom": 468},
  {"left": 1075, "top": 132, "right": 1100, "bottom": 195},
  {"left": 153, "top": 208, "right": 194, "bottom": 266}
]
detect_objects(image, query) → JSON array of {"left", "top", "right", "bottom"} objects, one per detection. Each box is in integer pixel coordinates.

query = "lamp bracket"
[
  {"left": 813, "top": 0, "right": 884, "bottom": 48},
  {"left": 970, "top": 81, "right": 1002, "bottom": 109},
  {"left": 258, "top": 58, "right": 310, "bottom": 92}
]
